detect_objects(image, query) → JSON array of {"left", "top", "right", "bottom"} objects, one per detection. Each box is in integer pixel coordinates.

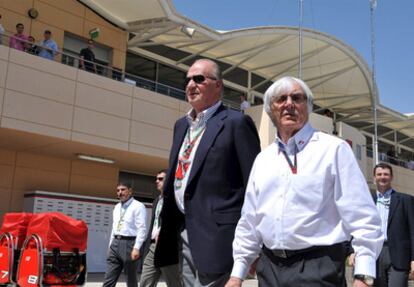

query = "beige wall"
[
  {"left": 0, "top": 147, "right": 119, "bottom": 221},
  {"left": 0, "top": 45, "right": 185, "bottom": 159},
  {"left": 0, "top": 0, "right": 127, "bottom": 69}
]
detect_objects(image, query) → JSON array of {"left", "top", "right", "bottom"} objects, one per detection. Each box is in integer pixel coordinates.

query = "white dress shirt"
[
  {"left": 110, "top": 197, "right": 147, "bottom": 250},
  {"left": 231, "top": 122, "right": 383, "bottom": 279}
]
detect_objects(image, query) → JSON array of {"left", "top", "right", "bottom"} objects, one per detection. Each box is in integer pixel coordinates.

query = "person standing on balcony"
[
  {"left": 225, "top": 76, "right": 383, "bottom": 287},
  {"left": 103, "top": 181, "right": 147, "bottom": 287},
  {"left": 240, "top": 94, "right": 251, "bottom": 112},
  {"left": 25, "top": 36, "right": 38, "bottom": 55},
  {"left": 38, "top": 30, "right": 58, "bottom": 60},
  {"left": 140, "top": 170, "right": 182, "bottom": 287},
  {"left": 79, "top": 39, "right": 96, "bottom": 73},
  {"left": 9, "top": 23, "right": 28, "bottom": 51},
  {"left": 154, "top": 58, "right": 261, "bottom": 287}
]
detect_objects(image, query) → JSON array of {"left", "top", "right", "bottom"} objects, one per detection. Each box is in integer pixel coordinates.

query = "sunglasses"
[
  {"left": 274, "top": 93, "right": 307, "bottom": 105},
  {"left": 156, "top": 177, "right": 165, "bottom": 181},
  {"left": 184, "top": 75, "right": 217, "bottom": 86}
]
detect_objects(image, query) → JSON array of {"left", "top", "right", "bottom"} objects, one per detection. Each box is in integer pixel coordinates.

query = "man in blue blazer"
[
  {"left": 154, "top": 59, "right": 260, "bottom": 287},
  {"left": 349, "top": 162, "right": 414, "bottom": 286},
  {"left": 373, "top": 163, "right": 414, "bottom": 286}
]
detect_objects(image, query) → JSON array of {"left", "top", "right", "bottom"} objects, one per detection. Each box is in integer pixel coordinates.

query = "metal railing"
[
  {"left": 367, "top": 148, "right": 414, "bottom": 170},
  {"left": 1, "top": 32, "right": 242, "bottom": 110}
]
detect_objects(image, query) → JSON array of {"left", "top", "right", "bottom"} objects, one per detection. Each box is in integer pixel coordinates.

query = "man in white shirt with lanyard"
[
  {"left": 225, "top": 76, "right": 383, "bottom": 287},
  {"left": 103, "top": 181, "right": 147, "bottom": 287}
]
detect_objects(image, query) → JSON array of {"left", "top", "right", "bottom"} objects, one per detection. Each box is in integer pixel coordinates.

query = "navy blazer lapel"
[
  {"left": 171, "top": 118, "right": 188, "bottom": 164},
  {"left": 187, "top": 106, "right": 227, "bottom": 188},
  {"left": 388, "top": 190, "right": 400, "bottom": 225},
  {"left": 166, "top": 118, "right": 188, "bottom": 190}
]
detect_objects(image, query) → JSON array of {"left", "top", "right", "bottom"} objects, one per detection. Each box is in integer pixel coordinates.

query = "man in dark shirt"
[{"left": 79, "top": 39, "right": 96, "bottom": 73}]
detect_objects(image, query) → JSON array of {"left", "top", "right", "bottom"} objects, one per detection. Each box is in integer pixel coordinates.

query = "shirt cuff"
[
  {"left": 354, "top": 255, "right": 376, "bottom": 278},
  {"left": 231, "top": 260, "right": 249, "bottom": 280}
]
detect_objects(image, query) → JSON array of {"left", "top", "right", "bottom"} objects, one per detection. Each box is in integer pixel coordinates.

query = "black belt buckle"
[{"left": 272, "top": 249, "right": 288, "bottom": 258}]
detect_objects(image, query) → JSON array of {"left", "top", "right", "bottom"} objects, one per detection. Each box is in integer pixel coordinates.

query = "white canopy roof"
[{"left": 80, "top": 0, "right": 414, "bottom": 152}]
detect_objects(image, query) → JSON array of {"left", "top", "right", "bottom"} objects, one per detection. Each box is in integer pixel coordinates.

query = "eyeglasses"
[
  {"left": 184, "top": 74, "right": 217, "bottom": 86},
  {"left": 274, "top": 93, "right": 307, "bottom": 105},
  {"left": 156, "top": 177, "right": 165, "bottom": 181}
]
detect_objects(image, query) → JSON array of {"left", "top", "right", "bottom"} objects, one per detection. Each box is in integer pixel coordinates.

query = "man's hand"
[
  {"left": 131, "top": 248, "right": 140, "bottom": 261},
  {"left": 224, "top": 277, "right": 242, "bottom": 287},
  {"left": 353, "top": 279, "right": 370, "bottom": 287},
  {"left": 347, "top": 253, "right": 356, "bottom": 267},
  {"left": 409, "top": 260, "right": 414, "bottom": 280}
]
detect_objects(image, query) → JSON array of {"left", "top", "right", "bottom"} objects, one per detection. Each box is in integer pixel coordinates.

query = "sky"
[{"left": 173, "top": 0, "right": 413, "bottom": 114}]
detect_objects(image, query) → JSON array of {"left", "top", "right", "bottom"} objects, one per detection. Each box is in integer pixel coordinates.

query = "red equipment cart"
[{"left": 16, "top": 212, "right": 88, "bottom": 287}]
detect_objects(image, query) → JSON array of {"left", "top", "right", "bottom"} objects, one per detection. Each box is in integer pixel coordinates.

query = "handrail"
[
  {"left": 366, "top": 147, "right": 414, "bottom": 170},
  {"left": 1, "top": 31, "right": 242, "bottom": 110}
]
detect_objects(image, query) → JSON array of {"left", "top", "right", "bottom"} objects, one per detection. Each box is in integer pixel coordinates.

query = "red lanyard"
[
  {"left": 175, "top": 127, "right": 205, "bottom": 180},
  {"left": 278, "top": 141, "right": 297, "bottom": 174}
]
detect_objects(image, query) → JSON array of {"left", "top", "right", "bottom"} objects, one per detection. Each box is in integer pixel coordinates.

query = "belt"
[
  {"left": 114, "top": 235, "right": 136, "bottom": 240},
  {"left": 150, "top": 239, "right": 156, "bottom": 243},
  {"left": 263, "top": 241, "right": 346, "bottom": 260}
]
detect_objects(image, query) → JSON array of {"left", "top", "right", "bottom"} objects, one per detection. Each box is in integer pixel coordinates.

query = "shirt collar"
[
  {"left": 186, "top": 100, "right": 222, "bottom": 127},
  {"left": 276, "top": 122, "right": 315, "bottom": 153},
  {"left": 121, "top": 196, "right": 134, "bottom": 207},
  {"left": 376, "top": 188, "right": 393, "bottom": 198}
]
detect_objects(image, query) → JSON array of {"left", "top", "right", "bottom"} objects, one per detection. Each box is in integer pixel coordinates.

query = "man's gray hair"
[
  {"left": 192, "top": 58, "right": 222, "bottom": 81},
  {"left": 263, "top": 76, "right": 313, "bottom": 116}
]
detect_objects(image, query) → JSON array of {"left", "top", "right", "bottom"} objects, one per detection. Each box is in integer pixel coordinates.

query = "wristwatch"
[{"left": 354, "top": 274, "right": 374, "bottom": 285}]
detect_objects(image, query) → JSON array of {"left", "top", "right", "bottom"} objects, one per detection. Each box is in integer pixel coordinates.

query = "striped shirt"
[{"left": 376, "top": 189, "right": 393, "bottom": 241}]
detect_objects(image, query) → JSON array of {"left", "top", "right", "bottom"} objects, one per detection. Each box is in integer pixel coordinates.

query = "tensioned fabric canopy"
[{"left": 80, "top": 0, "right": 414, "bottom": 152}]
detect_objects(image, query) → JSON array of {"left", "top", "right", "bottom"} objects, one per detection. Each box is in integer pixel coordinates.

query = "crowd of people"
[
  {"left": 103, "top": 58, "right": 414, "bottom": 287},
  {"left": 0, "top": 18, "right": 97, "bottom": 73}
]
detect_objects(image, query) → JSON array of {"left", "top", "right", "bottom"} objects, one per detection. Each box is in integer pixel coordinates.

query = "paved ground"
[
  {"left": 85, "top": 270, "right": 414, "bottom": 286},
  {"left": 85, "top": 273, "right": 259, "bottom": 286}
]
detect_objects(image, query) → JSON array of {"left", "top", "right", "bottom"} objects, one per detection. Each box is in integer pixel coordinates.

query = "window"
[
  {"left": 126, "top": 52, "right": 156, "bottom": 81},
  {"left": 62, "top": 33, "right": 112, "bottom": 75},
  {"left": 158, "top": 64, "right": 186, "bottom": 90}
]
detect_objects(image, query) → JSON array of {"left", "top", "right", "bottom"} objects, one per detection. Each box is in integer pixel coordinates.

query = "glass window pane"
[{"left": 126, "top": 52, "right": 156, "bottom": 81}]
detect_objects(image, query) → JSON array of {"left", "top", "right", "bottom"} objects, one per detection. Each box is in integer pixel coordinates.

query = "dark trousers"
[
  {"left": 376, "top": 244, "right": 408, "bottom": 287},
  {"left": 257, "top": 242, "right": 347, "bottom": 287},
  {"left": 103, "top": 238, "right": 139, "bottom": 287}
]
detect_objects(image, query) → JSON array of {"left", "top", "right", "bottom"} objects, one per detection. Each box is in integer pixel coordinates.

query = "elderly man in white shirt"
[
  {"left": 225, "top": 76, "right": 383, "bottom": 287},
  {"left": 103, "top": 181, "right": 147, "bottom": 287}
]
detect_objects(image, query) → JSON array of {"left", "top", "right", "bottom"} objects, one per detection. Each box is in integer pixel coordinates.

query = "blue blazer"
[
  {"left": 154, "top": 104, "right": 260, "bottom": 274},
  {"left": 375, "top": 190, "right": 414, "bottom": 270}
]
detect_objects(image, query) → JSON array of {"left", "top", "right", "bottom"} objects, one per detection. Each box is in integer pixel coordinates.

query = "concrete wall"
[
  {"left": 0, "top": 45, "right": 189, "bottom": 159},
  {"left": 0, "top": 0, "right": 127, "bottom": 69},
  {"left": 0, "top": 147, "right": 119, "bottom": 220}
]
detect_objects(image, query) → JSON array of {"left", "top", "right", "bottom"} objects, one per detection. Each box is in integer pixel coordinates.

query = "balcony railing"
[{"left": 1, "top": 32, "right": 241, "bottom": 110}]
